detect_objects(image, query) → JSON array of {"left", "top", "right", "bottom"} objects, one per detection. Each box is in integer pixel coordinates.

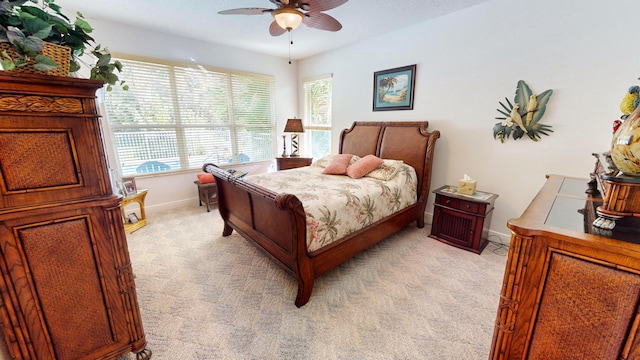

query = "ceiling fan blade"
[
  {"left": 303, "top": 0, "right": 348, "bottom": 12},
  {"left": 269, "top": 21, "right": 287, "bottom": 36},
  {"left": 303, "top": 12, "right": 342, "bottom": 31},
  {"left": 218, "top": 8, "right": 272, "bottom": 15}
]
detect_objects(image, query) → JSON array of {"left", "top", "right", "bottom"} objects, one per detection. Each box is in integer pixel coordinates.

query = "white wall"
[
  {"left": 83, "top": 19, "right": 298, "bottom": 213},
  {"left": 298, "top": 0, "right": 640, "bottom": 242},
  {"left": 61, "top": 0, "right": 640, "bottom": 237}
]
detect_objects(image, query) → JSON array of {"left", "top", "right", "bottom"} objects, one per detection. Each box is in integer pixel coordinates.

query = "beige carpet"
[{"left": 123, "top": 205, "right": 508, "bottom": 359}]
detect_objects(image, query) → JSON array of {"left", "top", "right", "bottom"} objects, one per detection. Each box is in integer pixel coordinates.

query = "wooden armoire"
[{"left": 0, "top": 73, "right": 150, "bottom": 359}]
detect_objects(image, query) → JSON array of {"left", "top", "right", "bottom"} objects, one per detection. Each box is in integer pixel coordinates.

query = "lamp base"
[
  {"left": 289, "top": 133, "right": 300, "bottom": 157},
  {"left": 281, "top": 135, "right": 287, "bottom": 157}
]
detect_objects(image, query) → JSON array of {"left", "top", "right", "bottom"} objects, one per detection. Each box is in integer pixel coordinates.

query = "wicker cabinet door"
[
  {"left": 0, "top": 200, "right": 144, "bottom": 359},
  {"left": 491, "top": 234, "right": 640, "bottom": 360},
  {"left": 527, "top": 252, "right": 640, "bottom": 359}
]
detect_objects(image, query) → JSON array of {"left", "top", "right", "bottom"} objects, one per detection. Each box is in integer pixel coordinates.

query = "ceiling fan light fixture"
[{"left": 273, "top": 8, "right": 303, "bottom": 30}]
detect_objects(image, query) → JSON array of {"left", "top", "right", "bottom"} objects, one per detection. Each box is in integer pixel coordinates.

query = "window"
[
  {"left": 303, "top": 74, "right": 332, "bottom": 159},
  {"left": 103, "top": 58, "right": 276, "bottom": 176}
]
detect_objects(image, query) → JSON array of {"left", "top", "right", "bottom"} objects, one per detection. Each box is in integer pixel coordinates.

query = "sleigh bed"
[{"left": 204, "top": 121, "right": 440, "bottom": 307}]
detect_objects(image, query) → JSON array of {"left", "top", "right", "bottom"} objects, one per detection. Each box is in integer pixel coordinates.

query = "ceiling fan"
[{"left": 218, "top": 0, "right": 348, "bottom": 36}]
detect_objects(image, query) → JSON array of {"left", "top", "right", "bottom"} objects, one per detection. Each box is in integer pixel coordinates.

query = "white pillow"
[
  {"left": 311, "top": 154, "right": 335, "bottom": 168},
  {"left": 364, "top": 159, "right": 404, "bottom": 181}
]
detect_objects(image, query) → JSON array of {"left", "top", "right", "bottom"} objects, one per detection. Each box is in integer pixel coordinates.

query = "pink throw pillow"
[
  {"left": 322, "top": 154, "right": 353, "bottom": 175},
  {"left": 197, "top": 173, "right": 215, "bottom": 184},
  {"left": 346, "top": 154, "right": 383, "bottom": 179}
]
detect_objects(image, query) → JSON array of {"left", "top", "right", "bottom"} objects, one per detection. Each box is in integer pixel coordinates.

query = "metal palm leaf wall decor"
[{"left": 493, "top": 80, "right": 553, "bottom": 143}]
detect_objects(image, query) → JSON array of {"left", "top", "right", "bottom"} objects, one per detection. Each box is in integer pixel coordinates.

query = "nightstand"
[
  {"left": 276, "top": 156, "right": 313, "bottom": 171},
  {"left": 429, "top": 185, "right": 498, "bottom": 254}
]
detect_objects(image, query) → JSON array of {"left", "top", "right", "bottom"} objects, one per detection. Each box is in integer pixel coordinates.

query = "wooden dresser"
[
  {"left": 0, "top": 73, "right": 150, "bottom": 359},
  {"left": 490, "top": 175, "right": 640, "bottom": 360}
]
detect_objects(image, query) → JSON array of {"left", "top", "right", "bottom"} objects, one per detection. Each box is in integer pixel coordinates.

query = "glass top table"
[{"left": 545, "top": 177, "right": 640, "bottom": 244}]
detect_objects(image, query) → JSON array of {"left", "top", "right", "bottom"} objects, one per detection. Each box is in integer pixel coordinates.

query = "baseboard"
[
  {"left": 487, "top": 229, "right": 511, "bottom": 245},
  {"left": 144, "top": 198, "right": 198, "bottom": 215},
  {"left": 424, "top": 210, "right": 434, "bottom": 226}
]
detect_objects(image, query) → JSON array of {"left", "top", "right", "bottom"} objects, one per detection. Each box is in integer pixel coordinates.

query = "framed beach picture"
[{"left": 373, "top": 64, "right": 416, "bottom": 111}]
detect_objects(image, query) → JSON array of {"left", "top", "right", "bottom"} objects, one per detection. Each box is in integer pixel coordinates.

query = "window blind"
[{"left": 104, "top": 58, "right": 276, "bottom": 176}]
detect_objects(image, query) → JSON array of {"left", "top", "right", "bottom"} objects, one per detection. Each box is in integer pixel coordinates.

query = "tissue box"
[{"left": 457, "top": 179, "right": 477, "bottom": 195}]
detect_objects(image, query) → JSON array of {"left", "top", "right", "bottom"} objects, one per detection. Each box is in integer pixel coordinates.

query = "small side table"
[
  {"left": 121, "top": 189, "right": 148, "bottom": 234},
  {"left": 194, "top": 180, "right": 217, "bottom": 212},
  {"left": 429, "top": 185, "right": 498, "bottom": 254},
  {"left": 276, "top": 156, "right": 312, "bottom": 171}
]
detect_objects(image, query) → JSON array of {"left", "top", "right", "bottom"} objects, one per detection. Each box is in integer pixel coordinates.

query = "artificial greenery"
[
  {"left": 493, "top": 80, "right": 553, "bottom": 143},
  {"left": 0, "top": 0, "right": 126, "bottom": 90}
]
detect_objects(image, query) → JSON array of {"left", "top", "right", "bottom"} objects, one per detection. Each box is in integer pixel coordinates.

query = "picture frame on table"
[
  {"left": 373, "top": 64, "right": 416, "bottom": 111},
  {"left": 127, "top": 213, "right": 139, "bottom": 224},
  {"left": 121, "top": 177, "right": 137, "bottom": 196}
]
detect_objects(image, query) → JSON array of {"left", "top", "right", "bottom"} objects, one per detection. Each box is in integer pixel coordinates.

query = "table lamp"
[{"left": 283, "top": 118, "right": 304, "bottom": 157}]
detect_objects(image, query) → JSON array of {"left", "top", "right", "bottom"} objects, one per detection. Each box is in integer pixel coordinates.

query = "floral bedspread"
[{"left": 245, "top": 163, "right": 417, "bottom": 253}]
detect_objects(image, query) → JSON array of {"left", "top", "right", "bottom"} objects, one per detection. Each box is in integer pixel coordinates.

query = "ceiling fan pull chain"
[{"left": 288, "top": 29, "right": 293, "bottom": 64}]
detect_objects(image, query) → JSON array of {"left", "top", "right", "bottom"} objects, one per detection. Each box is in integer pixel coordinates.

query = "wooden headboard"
[{"left": 339, "top": 121, "right": 440, "bottom": 199}]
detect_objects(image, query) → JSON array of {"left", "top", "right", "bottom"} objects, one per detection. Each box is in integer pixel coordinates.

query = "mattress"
[{"left": 246, "top": 162, "right": 417, "bottom": 252}]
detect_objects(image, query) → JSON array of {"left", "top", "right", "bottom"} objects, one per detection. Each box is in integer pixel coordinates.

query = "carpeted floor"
[{"left": 123, "top": 205, "right": 508, "bottom": 359}]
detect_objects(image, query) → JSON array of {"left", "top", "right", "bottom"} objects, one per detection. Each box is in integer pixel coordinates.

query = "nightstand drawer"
[
  {"left": 436, "top": 195, "right": 481, "bottom": 214},
  {"left": 276, "top": 156, "right": 313, "bottom": 171},
  {"left": 457, "top": 199, "right": 481, "bottom": 213}
]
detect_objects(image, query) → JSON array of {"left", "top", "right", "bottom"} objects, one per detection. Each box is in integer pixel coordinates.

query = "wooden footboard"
[
  {"left": 203, "top": 164, "right": 314, "bottom": 306},
  {"left": 204, "top": 121, "right": 439, "bottom": 307}
]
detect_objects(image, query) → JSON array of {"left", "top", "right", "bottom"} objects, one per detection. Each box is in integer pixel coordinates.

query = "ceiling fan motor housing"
[
  {"left": 220, "top": 0, "right": 347, "bottom": 35},
  {"left": 273, "top": 8, "right": 304, "bottom": 30}
]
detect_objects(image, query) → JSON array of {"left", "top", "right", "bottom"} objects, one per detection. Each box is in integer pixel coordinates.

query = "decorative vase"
[{"left": 611, "top": 105, "right": 640, "bottom": 176}]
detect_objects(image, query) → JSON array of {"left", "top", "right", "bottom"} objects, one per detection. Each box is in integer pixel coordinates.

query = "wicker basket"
[{"left": 0, "top": 42, "right": 71, "bottom": 77}]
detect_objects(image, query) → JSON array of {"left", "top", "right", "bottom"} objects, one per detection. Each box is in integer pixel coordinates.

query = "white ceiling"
[{"left": 56, "top": 0, "right": 490, "bottom": 60}]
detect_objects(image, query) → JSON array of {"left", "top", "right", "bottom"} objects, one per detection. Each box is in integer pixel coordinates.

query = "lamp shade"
[
  {"left": 284, "top": 118, "right": 304, "bottom": 133},
  {"left": 273, "top": 8, "right": 303, "bottom": 30}
]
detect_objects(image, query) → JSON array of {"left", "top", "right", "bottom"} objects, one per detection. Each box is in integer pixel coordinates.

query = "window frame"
[{"left": 302, "top": 74, "right": 333, "bottom": 159}]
